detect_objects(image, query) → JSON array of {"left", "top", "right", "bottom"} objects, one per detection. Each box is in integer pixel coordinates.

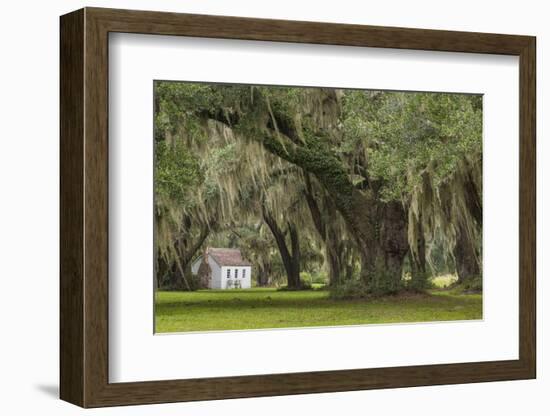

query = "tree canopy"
[{"left": 154, "top": 81, "right": 482, "bottom": 295}]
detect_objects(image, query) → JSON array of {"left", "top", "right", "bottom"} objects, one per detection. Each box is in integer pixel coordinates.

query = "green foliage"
[
  {"left": 300, "top": 271, "right": 328, "bottom": 285},
  {"left": 450, "top": 275, "right": 483, "bottom": 294},
  {"left": 405, "top": 273, "right": 433, "bottom": 291},
  {"left": 431, "top": 274, "right": 458, "bottom": 289},
  {"left": 155, "top": 140, "right": 200, "bottom": 206},
  {"left": 367, "top": 271, "right": 404, "bottom": 295},
  {"left": 154, "top": 81, "right": 224, "bottom": 138},
  {"left": 328, "top": 280, "right": 371, "bottom": 300},
  {"left": 341, "top": 91, "right": 482, "bottom": 201},
  {"left": 461, "top": 275, "right": 483, "bottom": 292}
]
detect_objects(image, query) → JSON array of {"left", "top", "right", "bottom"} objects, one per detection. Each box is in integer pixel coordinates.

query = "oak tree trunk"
[
  {"left": 409, "top": 211, "right": 428, "bottom": 289},
  {"left": 454, "top": 220, "right": 480, "bottom": 283},
  {"left": 360, "top": 200, "right": 409, "bottom": 293},
  {"left": 256, "top": 262, "right": 272, "bottom": 287},
  {"left": 165, "top": 221, "right": 210, "bottom": 291},
  {"left": 304, "top": 175, "right": 345, "bottom": 286},
  {"left": 262, "top": 206, "right": 301, "bottom": 289}
]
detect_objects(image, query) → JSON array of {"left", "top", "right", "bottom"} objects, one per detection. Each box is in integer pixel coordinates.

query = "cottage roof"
[{"left": 207, "top": 248, "right": 252, "bottom": 267}]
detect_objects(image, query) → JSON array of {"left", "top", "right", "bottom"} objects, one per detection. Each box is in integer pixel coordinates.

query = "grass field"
[{"left": 154, "top": 287, "right": 482, "bottom": 333}]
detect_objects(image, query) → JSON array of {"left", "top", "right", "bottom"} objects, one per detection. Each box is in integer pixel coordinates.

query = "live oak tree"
[
  {"left": 341, "top": 90, "right": 482, "bottom": 288},
  {"left": 154, "top": 81, "right": 482, "bottom": 294},
  {"left": 155, "top": 82, "right": 312, "bottom": 290}
]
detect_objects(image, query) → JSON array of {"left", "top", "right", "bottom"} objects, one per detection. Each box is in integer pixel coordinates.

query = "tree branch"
[{"left": 304, "top": 173, "right": 326, "bottom": 238}]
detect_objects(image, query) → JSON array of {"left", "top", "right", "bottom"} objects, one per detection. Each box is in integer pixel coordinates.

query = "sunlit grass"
[{"left": 155, "top": 286, "right": 481, "bottom": 333}]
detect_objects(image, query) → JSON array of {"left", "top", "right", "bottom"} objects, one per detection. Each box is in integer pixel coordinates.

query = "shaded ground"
[{"left": 155, "top": 288, "right": 482, "bottom": 333}]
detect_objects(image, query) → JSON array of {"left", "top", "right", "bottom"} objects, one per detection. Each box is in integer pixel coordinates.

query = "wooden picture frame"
[{"left": 60, "top": 7, "right": 536, "bottom": 408}]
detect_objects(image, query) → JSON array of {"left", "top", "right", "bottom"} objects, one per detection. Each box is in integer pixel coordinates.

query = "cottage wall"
[
  {"left": 207, "top": 256, "right": 222, "bottom": 289},
  {"left": 242, "top": 266, "right": 252, "bottom": 288},
  {"left": 220, "top": 266, "right": 252, "bottom": 289},
  {"left": 191, "top": 258, "right": 202, "bottom": 275}
]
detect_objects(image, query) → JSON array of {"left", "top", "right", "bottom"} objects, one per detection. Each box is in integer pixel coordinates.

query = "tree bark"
[
  {"left": 167, "top": 261, "right": 187, "bottom": 290},
  {"left": 454, "top": 220, "right": 480, "bottom": 283},
  {"left": 409, "top": 211, "right": 428, "bottom": 289},
  {"left": 304, "top": 174, "right": 345, "bottom": 286},
  {"left": 362, "top": 200, "right": 409, "bottom": 293},
  {"left": 256, "top": 262, "right": 272, "bottom": 287},
  {"left": 262, "top": 205, "right": 301, "bottom": 289},
  {"left": 464, "top": 168, "right": 482, "bottom": 227},
  {"left": 325, "top": 241, "right": 342, "bottom": 286},
  {"left": 165, "top": 221, "right": 210, "bottom": 290},
  {"left": 447, "top": 163, "right": 481, "bottom": 285},
  {"left": 288, "top": 222, "right": 301, "bottom": 288}
]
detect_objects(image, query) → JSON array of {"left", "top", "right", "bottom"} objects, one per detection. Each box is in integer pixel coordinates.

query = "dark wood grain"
[
  {"left": 88, "top": 7, "right": 532, "bottom": 54},
  {"left": 519, "top": 38, "right": 536, "bottom": 375},
  {"left": 83, "top": 10, "right": 110, "bottom": 406},
  {"left": 60, "top": 7, "right": 537, "bottom": 408},
  {"left": 59, "top": 8, "right": 84, "bottom": 407}
]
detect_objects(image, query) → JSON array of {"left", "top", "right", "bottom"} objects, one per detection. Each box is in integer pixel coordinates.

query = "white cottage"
[{"left": 191, "top": 248, "right": 252, "bottom": 289}]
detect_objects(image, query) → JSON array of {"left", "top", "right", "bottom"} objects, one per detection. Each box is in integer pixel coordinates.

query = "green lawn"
[{"left": 155, "top": 288, "right": 482, "bottom": 333}]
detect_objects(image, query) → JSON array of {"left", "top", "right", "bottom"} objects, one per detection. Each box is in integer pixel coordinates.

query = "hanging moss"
[{"left": 154, "top": 81, "right": 482, "bottom": 295}]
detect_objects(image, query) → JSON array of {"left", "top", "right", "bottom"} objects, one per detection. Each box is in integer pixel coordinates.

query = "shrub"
[
  {"left": 161, "top": 274, "right": 201, "bottom": 291},
  {"left": 299, "top": 272, "right": 312, "bottom": 284},
  {"left": 300, "top": 271, "right": 328, "bottom": 286},
  {"left": 364, "top": 270, "right": 405, "bottom": 296},
  {"left": 312, "top": 272, "right": 328, "bottom": 285},
  {"left": 329, "top": 280, "right": 370, "bottom": 300},
  {"left": 459, "top": 275, "right": 483, "bottom": 293},
  {"left": 405, "top": 272, "right": 434, "bottom": 291},
  {"left": 443, "top": 275, "right": 482, "bottom": 294}
]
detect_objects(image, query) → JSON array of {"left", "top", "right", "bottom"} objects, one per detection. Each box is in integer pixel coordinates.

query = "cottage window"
[
  {"left": 234, "top": 269, "right": 238, "bottom": 279},
  {"left": 226, "top": 269, "right": 230, "bottom": 279},
  {"left": 242, "top": 269, "right": 246, "bottom": 279}
]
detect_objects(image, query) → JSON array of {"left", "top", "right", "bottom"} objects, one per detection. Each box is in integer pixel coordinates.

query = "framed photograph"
[{"left": 60, "top": 7, "right": 536, "bottom": 408}]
